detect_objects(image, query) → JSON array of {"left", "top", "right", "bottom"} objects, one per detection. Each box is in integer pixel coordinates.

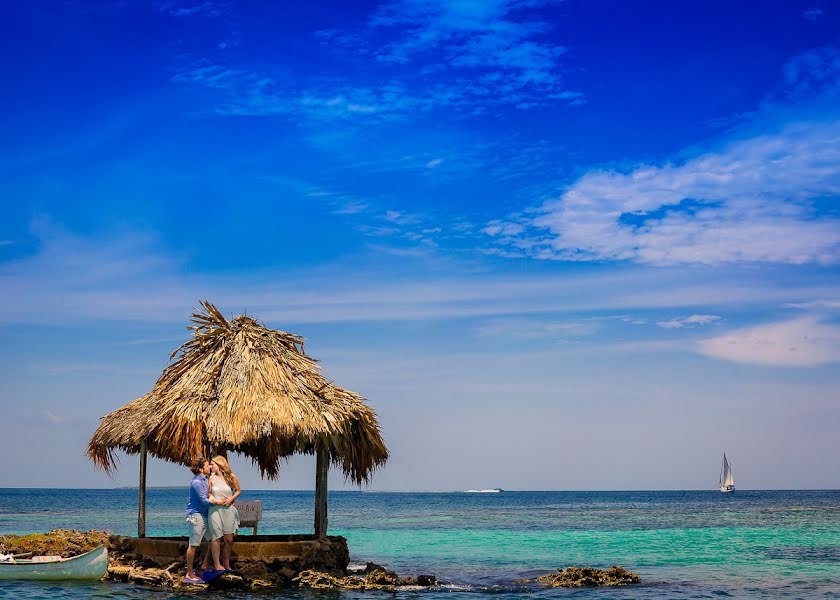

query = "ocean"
[{"left": 0, "top": 489, "right": 838, "bottom": 598}]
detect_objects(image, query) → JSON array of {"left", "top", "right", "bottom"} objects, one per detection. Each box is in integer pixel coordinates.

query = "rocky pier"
[
  {"left": 1, "top": 530, "right": 640, "bottom": 591},
  {"left": 0, "top": 530, "right": 437, "bottom": 590}
]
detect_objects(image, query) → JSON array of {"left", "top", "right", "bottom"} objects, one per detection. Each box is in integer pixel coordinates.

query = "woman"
[{"left": 207, "top": 455, "right": 241, "bottom": 571}]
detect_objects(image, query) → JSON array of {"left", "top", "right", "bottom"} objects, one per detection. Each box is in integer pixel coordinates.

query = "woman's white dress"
[{"left": 207, "top": 474, "right": 240, "bottom": 540}]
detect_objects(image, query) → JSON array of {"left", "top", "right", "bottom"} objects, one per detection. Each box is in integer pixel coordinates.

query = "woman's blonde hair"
[{"left": 211, "top": 455, "right": 237, "bottom": 489}]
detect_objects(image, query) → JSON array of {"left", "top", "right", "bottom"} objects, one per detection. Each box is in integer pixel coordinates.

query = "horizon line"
[{"left": 1, "top": 487, "right": 838, "bottom": 492}]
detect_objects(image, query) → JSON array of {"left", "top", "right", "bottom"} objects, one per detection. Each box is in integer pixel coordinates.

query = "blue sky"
[{"left": 1, "top": 0, "right": 839, "bottom": 490}]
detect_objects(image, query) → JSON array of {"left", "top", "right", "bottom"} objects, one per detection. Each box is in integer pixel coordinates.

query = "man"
[{"left": 184, "top": 456, "right": 222, "bottom": 583}]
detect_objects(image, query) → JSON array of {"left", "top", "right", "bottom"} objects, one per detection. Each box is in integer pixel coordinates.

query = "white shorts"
[{"left": 186, "top": 513, "right": 207, "bottom": 547}]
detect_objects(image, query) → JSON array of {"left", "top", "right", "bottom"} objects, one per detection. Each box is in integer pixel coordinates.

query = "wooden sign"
[{"left": 237, "top": 500, "right": 262, "bottom": 526}]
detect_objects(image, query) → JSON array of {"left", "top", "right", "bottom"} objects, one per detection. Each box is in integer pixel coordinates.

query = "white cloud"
[
  {"left": 172, "top": 1, "right": 581, "bottom": 118},
  {"left": 657, "top": 314, "right": 721, "bottom": 329},
  {"left": 175, "top": 63, "right": 580, "bottom": 119},
  {"left": 785, "top": 299, "right": 840, "bottom": 310},
  {"left": 160, "top": 1, "right": 227, "bottom": 17},
  {"left": 368, "top": 0, "right": 579, "bottom": 109},
  {"left": 0, "top": 219, "right": 191, "bottom": 324},
  {"left": 173, "top": 67, "right": 422, "bottom": 119},
  {"left": 781, "top": 45, "right": 840, "bottom": 98},
  {"left": 484, "top": 45, "right": 840, "bottom": 266},
  {"left": 696, "top": 316, "right": 840, "bottom": 367},
  {"left": 372, "top": 0, "right": 557, "bottom": 66},
  {"left": 41, "top": 409, "right": 66, "bottom": 424},
  {"left": 801, "top": 7, "right": 823, "bottom": 21},
  {"left": 474, "top": 317, "right": 601, "bottom": 339},
  {"left": 530, "top": 119, "right": 840, "bottom": 266},
  {"left": 3, "top": 220, "right": 840, "bottom": 328},
  {"left": 172, "top": 61, "right": 255, "bottom": 91},
  {"left": 332, "top": 200, "right": 370, "bottom": 215},
  {"left": 483, "top": 220, "right": 525, "bottom": 236}
]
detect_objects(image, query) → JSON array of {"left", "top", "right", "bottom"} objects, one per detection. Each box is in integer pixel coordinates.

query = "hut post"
[
  {"left": 314, "top": 447, "right": 328, "bottom": 538},
  {"left": 138, "top": 438, "right": 147, "bottom": 538}
]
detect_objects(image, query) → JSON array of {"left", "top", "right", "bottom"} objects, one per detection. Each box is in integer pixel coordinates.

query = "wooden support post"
[
  {"left": 314, "top": 447, "right": 328, "bottom": 539},
  {"left": 138, "top": 438, "right": 147, "bottom": 538}
]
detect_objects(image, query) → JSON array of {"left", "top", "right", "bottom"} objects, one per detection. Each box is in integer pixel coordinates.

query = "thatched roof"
[{"left": 88, "top": 301, "right": 388, "bottom": 484}]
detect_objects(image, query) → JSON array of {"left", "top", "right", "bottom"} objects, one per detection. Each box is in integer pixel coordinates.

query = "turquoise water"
[{"left": 0, "top": 489, "right": 838, "bottom": 598}]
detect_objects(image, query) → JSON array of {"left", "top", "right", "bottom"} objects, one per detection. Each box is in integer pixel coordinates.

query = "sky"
[{"left": 1, "top": 0, "right": 839, "bottom": 491}]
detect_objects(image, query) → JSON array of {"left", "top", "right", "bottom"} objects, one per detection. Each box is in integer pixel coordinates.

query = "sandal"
[{"left": 202, "top": 569, "right": 225, "bottom": 582}]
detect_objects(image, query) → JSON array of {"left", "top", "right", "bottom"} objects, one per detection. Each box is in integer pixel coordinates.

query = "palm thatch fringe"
[{"left": 88, "top": 301, "right": 388, "bottom": 484}]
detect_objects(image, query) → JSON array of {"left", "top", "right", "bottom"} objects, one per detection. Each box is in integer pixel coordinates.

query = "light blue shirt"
[{"left": 186, "top": 474, "right": 210, "bottom": 518}]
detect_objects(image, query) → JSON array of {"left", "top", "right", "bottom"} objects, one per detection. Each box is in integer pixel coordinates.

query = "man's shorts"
[{"left": 186, "top": 513, "right": 207, "bottom": 547}]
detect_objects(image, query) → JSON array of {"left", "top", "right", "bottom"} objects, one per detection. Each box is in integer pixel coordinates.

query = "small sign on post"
[{"left": 236, "top": 500, "right": 262, "bottom": 535}]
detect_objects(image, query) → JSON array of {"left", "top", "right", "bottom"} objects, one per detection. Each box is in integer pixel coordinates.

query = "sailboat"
[{"left": 719, "top": 453, "right": 735, "bottom": 493}]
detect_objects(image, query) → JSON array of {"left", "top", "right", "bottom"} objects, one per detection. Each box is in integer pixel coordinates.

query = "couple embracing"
[{"left": 184, "top": 455, "right": 241, "bottom": 583}]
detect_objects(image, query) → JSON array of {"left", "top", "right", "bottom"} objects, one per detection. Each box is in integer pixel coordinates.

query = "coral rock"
[
  {"left": 294, "top": 567, "right": 437, "bottom": 591},
  {"left": 365, "top": 567, "right": 401, "bottom": 589},
  {"left": 294, "top": 569, "right": 366, "bottom": 590},
  {"left": 535, "top": 566, "right": 640, "bottom": 587}
]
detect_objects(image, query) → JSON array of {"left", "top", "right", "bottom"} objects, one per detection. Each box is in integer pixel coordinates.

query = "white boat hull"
[
  {"left": 719, "top": 485, "right": 735, "bottom": 493},
  {"left": 0, "top": 545, "right": 108, "bottom": 581}
]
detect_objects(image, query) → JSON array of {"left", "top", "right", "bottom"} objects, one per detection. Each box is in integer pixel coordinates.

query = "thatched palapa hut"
[{"left": 88, "top": 301, "right": 388, "bottom": 538}]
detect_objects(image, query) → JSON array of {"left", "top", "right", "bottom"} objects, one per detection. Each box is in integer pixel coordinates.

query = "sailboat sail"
[
  {"left": 723, "top": 456, "right": 734, "bottom": 487},
  {"left": 719, "top": 453, "right": 735, "bottom": 492}
]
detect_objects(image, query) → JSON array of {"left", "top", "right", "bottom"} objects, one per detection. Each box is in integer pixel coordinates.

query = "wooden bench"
[{"left": 236, "top": 500, "right": 262, "bottom": 535}]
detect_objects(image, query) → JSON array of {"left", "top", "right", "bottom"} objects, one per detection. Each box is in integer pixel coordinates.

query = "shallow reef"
[
  {"left": 531, "top": 566, "right": 641, "bottom": 587},
  {"left": 295, "top": 562, "right": 437, "bottom": 590}
]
